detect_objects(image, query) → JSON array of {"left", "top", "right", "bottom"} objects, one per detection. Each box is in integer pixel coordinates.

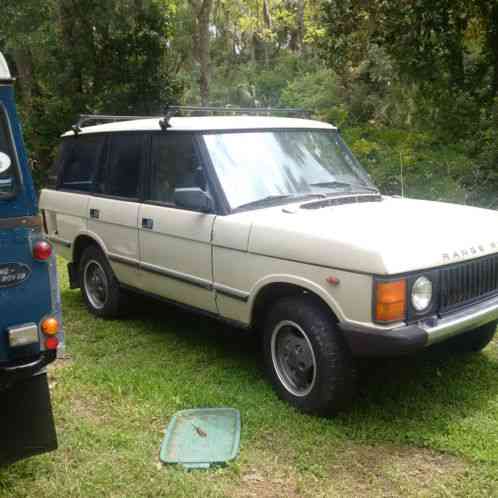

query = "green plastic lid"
[{"left": 160, "top": 408, "right": 241, "bottom": 469}]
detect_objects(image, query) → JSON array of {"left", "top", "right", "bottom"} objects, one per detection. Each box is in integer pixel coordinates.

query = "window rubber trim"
[{"left": 0, "top": 102, "right": 22, "bottom": 200}]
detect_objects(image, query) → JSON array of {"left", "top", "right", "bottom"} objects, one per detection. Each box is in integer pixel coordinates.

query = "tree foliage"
[
  {"left": 1, "top": 0, "right": 497, "bottom": 206},
  {"left": 1, "top": 0, "right": 181, "bottom": 182}
]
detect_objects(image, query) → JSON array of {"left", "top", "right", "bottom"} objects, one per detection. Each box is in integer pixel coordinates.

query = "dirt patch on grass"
[
  {"left": 48, "top": 352, "right": 74, "bottom": 374},
  {"left": 231, "top": 467, "right": 302, "bottom": 498},
  {"left": 229, "top": 444, "right": 468, "bottom": 498},
  {"left": 69, "top": 393, "right": 108, "bottom": 425},
  {"left": 228, "top": 449, "right": 309, "bottom": 498},
  {"left": 322, "top": 443, "right": 468, "bottom": 497}
]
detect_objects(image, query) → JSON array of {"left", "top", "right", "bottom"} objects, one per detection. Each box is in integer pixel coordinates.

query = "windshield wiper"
[
  {"left": 311, "top": 181, "right": 379, "bottom": 193},
  {"left": 233, "top": 193, "right": 325, "bottom": 212}
]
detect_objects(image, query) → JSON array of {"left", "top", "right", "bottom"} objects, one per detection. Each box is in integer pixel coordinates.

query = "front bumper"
[{"left": 340, "top": 294, "right": 498, "bottom": 357}]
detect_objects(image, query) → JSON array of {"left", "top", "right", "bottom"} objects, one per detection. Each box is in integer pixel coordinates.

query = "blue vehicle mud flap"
[{"left": 0, "top": 372, "right": 57, "bottom": 466}]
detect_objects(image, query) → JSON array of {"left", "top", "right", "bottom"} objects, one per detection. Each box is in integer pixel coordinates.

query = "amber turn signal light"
[
  {"left": 41, "top": 317, "right": 59, "bottom": 336},
  {"left": 375, "top": 279, "right": 406, "bottom": 323}
]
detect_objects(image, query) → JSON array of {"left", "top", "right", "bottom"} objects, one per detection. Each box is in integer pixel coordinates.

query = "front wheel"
[{"left": 262, "top": 295, "right": 356, "bottom": 416}]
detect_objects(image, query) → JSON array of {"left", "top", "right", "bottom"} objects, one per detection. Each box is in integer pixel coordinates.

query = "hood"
[{"left": 247, "top": 196, "right": 498, "bottom": 275}]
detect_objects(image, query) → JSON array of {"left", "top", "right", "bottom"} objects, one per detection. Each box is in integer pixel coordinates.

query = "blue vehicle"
[{"left": 0, "top": 52, "right": 63, "bottom": 465}]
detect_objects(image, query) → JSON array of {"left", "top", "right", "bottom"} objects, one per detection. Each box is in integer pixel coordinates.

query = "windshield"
[
  {"left": 0, "top": 108, "right": 17, "bottom": 197},
  {"left": 203, "top": 130, "right": 377, "bottom": 211}
]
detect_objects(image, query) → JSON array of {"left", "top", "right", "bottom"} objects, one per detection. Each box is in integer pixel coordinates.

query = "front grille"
[{"left": 440, "top": 253, "right": 498, "bottom": 313}]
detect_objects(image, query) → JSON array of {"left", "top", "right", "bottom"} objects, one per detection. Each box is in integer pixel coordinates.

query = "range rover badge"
[{"left": 0, "top": 263, "right": 31, "bottom": 288}]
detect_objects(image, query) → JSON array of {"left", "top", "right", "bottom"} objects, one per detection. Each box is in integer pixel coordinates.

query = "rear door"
[{"left": 87, "top": 133, "right": 144, "bottom": 286}]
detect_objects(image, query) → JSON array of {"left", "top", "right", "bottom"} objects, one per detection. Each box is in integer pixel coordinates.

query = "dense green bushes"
[{"left": 1, "top": 0, "right": 497, "bottom": 207}]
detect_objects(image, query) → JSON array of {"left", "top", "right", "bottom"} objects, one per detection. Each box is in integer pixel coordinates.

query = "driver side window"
[
  {"left": 148, "top": 133, "right": 207, "bottom": 206},
  {"left": 0, "top": 108, "right": 16, "bottom": 195}
]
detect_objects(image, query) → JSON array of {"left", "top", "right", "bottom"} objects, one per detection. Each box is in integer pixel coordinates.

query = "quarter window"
[
  {"left": 0, "top": 108, "right": 16, "bottom": 196},
  {"left": 59, "top": 135, "right": 107, "bottom": 191},
  {"left": 148, "top": 134, "right": 206, "bottom": 205},
  {"left": 105, "top": 134, "right": 144, "bottom": 199}
]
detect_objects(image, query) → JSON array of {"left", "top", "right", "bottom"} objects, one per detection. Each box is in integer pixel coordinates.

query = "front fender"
[{"left": 248, "top": 273, "right": 346, "bottom": 324}]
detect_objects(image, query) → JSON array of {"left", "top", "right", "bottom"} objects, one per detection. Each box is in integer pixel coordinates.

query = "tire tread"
[{"left": 263, "top": 295, "right": 356, "bottom": 416}]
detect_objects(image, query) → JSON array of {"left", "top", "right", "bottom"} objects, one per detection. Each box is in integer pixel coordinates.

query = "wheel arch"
[
  {"left": 249, "top": 275, "right": 344, "bottom": 333},
  {"left": 72, "top": 231, "right": 108, "bottom": 267},
  {"left": 68, "top": 231, "right": 110, "bottom": 289}
]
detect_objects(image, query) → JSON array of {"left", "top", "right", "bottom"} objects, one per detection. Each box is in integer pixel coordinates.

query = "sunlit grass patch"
[{"left": 1, "top": 258, "right": 498, "bottom": 497}]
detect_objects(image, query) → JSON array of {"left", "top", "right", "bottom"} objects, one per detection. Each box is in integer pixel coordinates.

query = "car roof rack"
[
  {"left": 159, "top": 105, "right": 311, "bottom": 128},
  {"left": 165, "top": 105, "right": 310, "bottom": 117},
  {"left": 71, "top": 106, "right": 311, "bottom": 134}
]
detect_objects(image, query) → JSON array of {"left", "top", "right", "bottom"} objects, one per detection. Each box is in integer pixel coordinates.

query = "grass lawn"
[{"left": 2, "top": 259, "right": 498, "bottom": 497}]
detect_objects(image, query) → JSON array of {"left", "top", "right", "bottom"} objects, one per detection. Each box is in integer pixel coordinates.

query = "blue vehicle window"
[
  {"left": 0, "top": 107, "right": 16, "bottom": 196},
  {"left": 60, "top": 135, "right": 107, "bottom": 192}
]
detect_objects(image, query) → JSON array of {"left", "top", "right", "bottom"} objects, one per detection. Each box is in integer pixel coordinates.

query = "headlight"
[{"left": 411, "top": 276, "right": 433, "bottom": 312}]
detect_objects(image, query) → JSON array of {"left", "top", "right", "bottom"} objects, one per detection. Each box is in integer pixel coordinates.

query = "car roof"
[{"left": 61, "top": 115, "right": 336, "bottom": 137}]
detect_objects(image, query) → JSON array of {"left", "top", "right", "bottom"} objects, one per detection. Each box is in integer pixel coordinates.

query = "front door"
[{"left": 138, "top": 133, "right": 216, "bottom": 313}]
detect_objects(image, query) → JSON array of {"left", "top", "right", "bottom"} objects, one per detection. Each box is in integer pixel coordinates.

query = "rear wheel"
[
  {"left": 79, "top": 245, "right": 125, "bottom": 318},
  {"left": 447, "top": 321, "right": 497, "bottom": 353},
  {"left": 262, "top": 295, "right": 356, "bottom": 416}
]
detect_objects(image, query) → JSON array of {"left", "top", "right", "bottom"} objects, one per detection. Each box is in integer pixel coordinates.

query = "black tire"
[
  {"left": 447, "top": 320, "right": 497, "bottom": 353},
  {"left": 79, "top": 245, "right": 125, "bottom": 318},
  {"left": 262, "top": 295, "right": 356, "bottom": 416}
]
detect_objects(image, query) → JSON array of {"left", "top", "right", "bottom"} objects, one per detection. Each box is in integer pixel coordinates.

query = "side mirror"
[{"left": 174, "top": 187, "right": 214, "bottom": 213}]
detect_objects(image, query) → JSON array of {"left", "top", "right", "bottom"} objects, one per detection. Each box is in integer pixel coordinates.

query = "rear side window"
[
  {"left": 148, "top": 133, "right": 206, "bottom": 205},
  {"left": 0, "top": 107, "right": 17, "bottom": 196},
  {"left": 103, "top": 134, "right": 144, "bottom": 199},
  {"left": 59, "top": 135, "right": 107, "bottom": 191}
]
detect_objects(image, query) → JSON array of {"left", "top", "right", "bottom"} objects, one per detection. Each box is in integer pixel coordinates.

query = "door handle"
[
  {"left": 142, "top": 218, "right": 154, "bottom": 230},
  {"left": 89, "top": 208, "right": 100, "bottom": 219}
]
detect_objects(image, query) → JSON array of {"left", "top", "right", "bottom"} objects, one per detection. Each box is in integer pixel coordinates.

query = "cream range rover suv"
[{"left": 40, "top": 110, "right": 498, "bottom": 415}]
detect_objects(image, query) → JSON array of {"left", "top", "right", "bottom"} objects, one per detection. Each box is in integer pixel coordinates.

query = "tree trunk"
[
  {"left": 191, "top": 6, "right": 201, "bottom": 63},
  {"left": 288, "top": 0, "right": 304, "bottom": 52},
  {"left": 489, "top": 2, "right": 498, "bottom": 98},
  {"left": 12, "top": 48, "right": 37, "bottom": 105},
  {"left": 296, "top": 0, "right": 305, "bottom": 53},
  {"left": 449, "top": 12, "right": 466, "bottom": 90},
  {"left": 58, "top": 0, "right": 83, "bottom": 96},
  {"left": 190, "top": 0, "right": 213, "bottom": 105},
  {"left": 262, "top": 0, "right": 272, "bottom": 65},
  {"left": 200, "top": 0, "right": 213, "bottom": 105}
]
